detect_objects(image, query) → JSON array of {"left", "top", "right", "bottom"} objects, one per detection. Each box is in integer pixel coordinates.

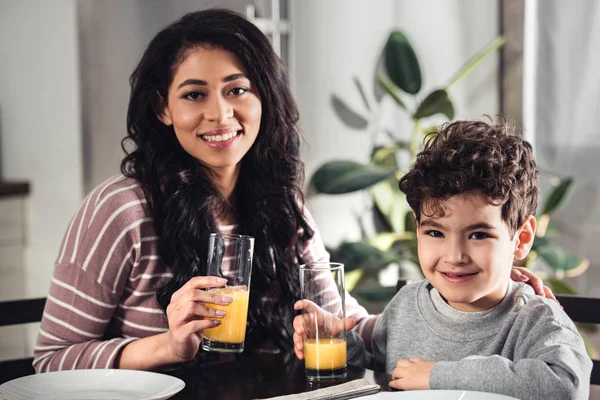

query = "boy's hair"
[{"left": 398, "top": 118, "right": 539, "bottom": 235}]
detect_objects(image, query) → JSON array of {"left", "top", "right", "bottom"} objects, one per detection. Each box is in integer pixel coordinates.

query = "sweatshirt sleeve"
[
  {"left": 371, "top": 307, "right": 389, "bottom": 373},
  {"left": 430, "top": 303, "right": 593, "bottom": 400},
  {"left": 33, "top": 177, "right": 151, "bottom": 372}
]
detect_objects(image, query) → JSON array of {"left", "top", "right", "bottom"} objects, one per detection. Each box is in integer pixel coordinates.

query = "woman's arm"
[{"left": 34, "top": 177, "right": 228, "bottom": 371}]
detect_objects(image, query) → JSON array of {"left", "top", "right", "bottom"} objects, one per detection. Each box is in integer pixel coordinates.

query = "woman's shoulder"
[
  {"left": 69, "top": 174, "right": 153, "bottom": 239},
  {"left": 56, "top": 174, "right": 156, "bottom": 268},
  {"left": 82, "top": 174, "right": 149, "bottom": 215}
]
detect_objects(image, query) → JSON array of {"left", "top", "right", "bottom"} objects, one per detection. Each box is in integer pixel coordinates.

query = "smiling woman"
[{"left": 31, "top": 8, "right": 375, "bottom": 373}]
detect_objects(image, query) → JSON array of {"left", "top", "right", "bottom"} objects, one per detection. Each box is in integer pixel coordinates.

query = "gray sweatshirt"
[{"left": 348, "top": 280, "right": 592, "bottom": 400}]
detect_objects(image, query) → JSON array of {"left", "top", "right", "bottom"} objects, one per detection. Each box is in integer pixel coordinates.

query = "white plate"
[
  {"left": 354, "top": 390, "right": 521, "bottom": 400},
  {"left": 0, "top": 369, "right": 185, "bottom": 400}
]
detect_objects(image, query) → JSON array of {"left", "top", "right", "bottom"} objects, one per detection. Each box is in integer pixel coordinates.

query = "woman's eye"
[
  {"left": 229, "top": 87, "right": 248, "bottom": 96},
  {"left": 425, "top": 230, "right": 443, "bottom": 238},
  {"left": 183, "top": 91, "right": 203, "bottom": 100},
  {"left": 470, "top": 232, "right": 489, "bottom": 240}
]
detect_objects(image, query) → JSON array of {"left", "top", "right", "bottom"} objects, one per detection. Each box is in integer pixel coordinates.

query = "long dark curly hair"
[
  {"left": 120, "top": 9, "right": 313, "bottom": 352},
  {"left": 399, "top": 118, "right": 539, "bottom": 235}
]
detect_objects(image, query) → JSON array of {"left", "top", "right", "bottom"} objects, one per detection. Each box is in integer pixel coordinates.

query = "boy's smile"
[{"left": 416, "top": 190, "right": 536, "bottom": 312}]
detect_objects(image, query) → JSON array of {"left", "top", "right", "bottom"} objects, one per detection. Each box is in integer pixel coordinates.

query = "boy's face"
[{"left": 416, "top": 190, "right": 535, "bottom": 312}]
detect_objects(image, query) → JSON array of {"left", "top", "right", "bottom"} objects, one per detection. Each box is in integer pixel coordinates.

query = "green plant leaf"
[
  {"left": 580, "top": 331, "right": 599, "bottom": 358},
  {"left": 413, "top": 89, "right": 455, "bottom": 120},
  {"left": 577, "top": 323, "right": 599, "bottom": 336},
  {"left": 312, "top": 161, "right": 395, "bottom": 194},
  {"left": 445, "top": 36, "right": 507, "bottom": 89},
  {"left": 531, "top": 235, "right": 550, "bottom": 251},
  {"left": 353, "top": 76, "right": 371, "bottom": 111},
  {"left": 336, "top": 241, "right": 398, "bottom": 273},
  {"left": 367, "top": 232, "right": 415, "bottom": 251},
  {"left": 352, "top": 284, "right": 397, "bottom": 302},
  {"left": 404, "top": 210, "right": 416, "bottom": 233},
  {"left": 541, "top": 177, "right": 575, "bottom": 215},
  {"left": 345, "top": 269, "right": 364, "bottom": 293},
  {"left": 544, "top": 277, "right": 578, "bottom": 295},
  {"left": 372, "top": 177, "right": 407, "bottom": 233},
  {"left": 536, "top": 245, "right": 588, "bottom": 275},
  {"left": 330, "top": 94, "right": 369, "bottom": 130},
  {"left": 371, "top": 145, "right": 406, "bottom": 166},
  {"left": 376, "top": 75, "right": 407, "bottom": 109},
  {"left": 384, "top": 31, "right": 422, "bottom": 95}
]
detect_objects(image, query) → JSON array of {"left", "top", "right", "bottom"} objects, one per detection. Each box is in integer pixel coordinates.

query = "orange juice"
[
  {"left": 304, "top": 338, "right": 347, "bottom": 370},
  {"left": 203, "top": 288, "right": 250, "bottom": 343}
]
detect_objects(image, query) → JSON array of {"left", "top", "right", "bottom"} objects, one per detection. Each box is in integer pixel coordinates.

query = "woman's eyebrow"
[{"left": 176, "top": 74, "right": 248, "bottom": 90}]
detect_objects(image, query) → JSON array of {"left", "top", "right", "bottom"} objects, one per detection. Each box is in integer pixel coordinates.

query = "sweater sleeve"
[
  {"left": 33, "top": 176, "right": 152, "bottom": 372},
  {"left": 371, "top": 305, "right": 389, "bottom": 373},
  {"left": 300, "top": 206, "right": 380, "bottom": 347},
  {"left": 430, "top": 302, "right": 593, "bottom": 400}
]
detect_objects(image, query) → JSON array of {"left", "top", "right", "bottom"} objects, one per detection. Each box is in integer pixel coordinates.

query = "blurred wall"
[
  {"left": 0, "top": 0, "right": 84, "bottom": 299},
  {"left": 524, "top": 0, "right": 600, "bottom": 298}
]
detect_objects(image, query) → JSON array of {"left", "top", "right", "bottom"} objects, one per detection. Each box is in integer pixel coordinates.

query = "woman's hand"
[
  {"left": 165, "top": 276, "right": 232, "bottom": 362},
  {"left": 511, "top": 267, "right": 558, "bottom": 302}
]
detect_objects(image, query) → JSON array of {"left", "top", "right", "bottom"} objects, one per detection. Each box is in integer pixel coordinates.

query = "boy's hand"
[
  {"left": 389, "top": 358, "right": 434, "bottom": 391},
  {"left": 292, "top": 300, "right": 356, "bottom": 360}
]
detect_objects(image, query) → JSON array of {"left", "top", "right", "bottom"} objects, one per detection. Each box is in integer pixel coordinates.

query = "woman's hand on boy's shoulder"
[
  {"left": 389, "top": 358, "right": 434, "bottom": 391},
  {"left": 511, "top": 267, "right": 558, "bottom": 302}
]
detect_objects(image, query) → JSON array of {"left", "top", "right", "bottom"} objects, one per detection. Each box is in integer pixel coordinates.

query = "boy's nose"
[{"left": 444, "top": 241, "right": 469, "bottom": 265}]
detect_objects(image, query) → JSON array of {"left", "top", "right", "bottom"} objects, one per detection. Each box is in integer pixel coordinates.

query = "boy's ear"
[
  {"left": 514, "top": 215, "right": 537, "bottom": 260},
  {"left": 154, "top": 92, "right": 173, "bottom": 126}
]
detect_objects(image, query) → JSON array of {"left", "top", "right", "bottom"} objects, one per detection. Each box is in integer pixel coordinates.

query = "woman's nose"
[{"left": 204, "top": 95, "right": 233, "bottom": 123}]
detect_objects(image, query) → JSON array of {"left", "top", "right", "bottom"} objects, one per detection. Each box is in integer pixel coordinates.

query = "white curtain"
[{"left": 524, "top": 0, "right": 600, "bottom": 296}]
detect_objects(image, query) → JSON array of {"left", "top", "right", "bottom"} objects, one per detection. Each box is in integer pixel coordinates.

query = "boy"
[{"left": 293, "top": 119, "right": 592, "bottom": 399}]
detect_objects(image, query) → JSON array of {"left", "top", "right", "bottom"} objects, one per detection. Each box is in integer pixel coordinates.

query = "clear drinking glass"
[
  {"left": 201, "top": 233, "right": 254, "bottom": 353},
  {"left": 299, "top": 262, "right": 347, "bottom": 381}
]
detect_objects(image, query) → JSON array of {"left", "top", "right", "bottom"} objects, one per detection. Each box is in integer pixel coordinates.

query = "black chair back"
[{"left": 0, "top": 297, "right": 46, "bottom": 384}]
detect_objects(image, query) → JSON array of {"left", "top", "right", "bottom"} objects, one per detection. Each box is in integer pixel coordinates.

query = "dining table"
[{"left": 165, "top": 351, "right": 393, "bottom": 399}]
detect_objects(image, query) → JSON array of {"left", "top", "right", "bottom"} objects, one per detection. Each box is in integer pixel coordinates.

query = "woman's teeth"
[{"left": 201, "top": 131, "right": 238, "bottom": 142}]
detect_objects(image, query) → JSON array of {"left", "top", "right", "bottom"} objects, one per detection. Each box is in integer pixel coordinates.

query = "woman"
[{"left": 33, "top": 9, "right": 549, "bottom": 373}]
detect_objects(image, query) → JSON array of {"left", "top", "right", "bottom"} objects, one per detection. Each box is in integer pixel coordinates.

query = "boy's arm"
[
  {"left": 430, "top": 310, "right": 592, "bottom": 400},
  {"left": 371, "top": 309, "right": 388, "bottom": 373}
]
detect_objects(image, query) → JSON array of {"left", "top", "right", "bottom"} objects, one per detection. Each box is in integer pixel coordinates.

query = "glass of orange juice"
[
  {"left": 201, "top": 233, "right": 254, "bottom": 353},
  {"left": 299, "top": 262, "right": 347, "bottom": 381}
]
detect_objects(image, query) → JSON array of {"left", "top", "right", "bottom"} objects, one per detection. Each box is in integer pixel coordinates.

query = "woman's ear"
[
  {"left": 154, "top": 92, "right": 173, "bottom": 126},
  {"left": 514, "top": 215, "right": 537, "bottom": 260}
]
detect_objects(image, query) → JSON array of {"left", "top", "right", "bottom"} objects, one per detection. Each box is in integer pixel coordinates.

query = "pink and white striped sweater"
[{"left": 33, "top": 175, "right": 377, "bottom": 372}]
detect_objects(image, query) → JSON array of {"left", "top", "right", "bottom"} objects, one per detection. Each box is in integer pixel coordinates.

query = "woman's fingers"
[
  {"left": 171, "top": 276, "right": 227, "bottom": 304},
  {"left": 177, "top": 319, "right": 221, "bottom": 340},
  {"left": 543, "top": 285, "right": 559, "bottom": 303},
  {"left": 170, "top": 287, "right": 233, "bottom": 315}
]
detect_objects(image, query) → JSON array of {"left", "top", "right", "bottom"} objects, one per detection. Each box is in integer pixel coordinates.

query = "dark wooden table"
[{"left": 165, "top": 352, "right": 392, "bottom": 399}]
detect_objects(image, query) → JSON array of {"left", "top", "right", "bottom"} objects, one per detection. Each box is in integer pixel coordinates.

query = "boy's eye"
[
  {"left": 229, "top": 87, "right": 248, "bottom": 96},
  {"left": 183, "top": 91, "right": 203, "bottom": 100},
  {"left": 425, "top": 230, "right": 444, "bottom": 238},
  {"left": 470, "top": 232, "right": 490, "bottom": 240}
]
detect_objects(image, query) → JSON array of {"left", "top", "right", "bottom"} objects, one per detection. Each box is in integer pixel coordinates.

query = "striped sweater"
[{"left": 33, "top": 175, "right": 377, "bottom": 372}]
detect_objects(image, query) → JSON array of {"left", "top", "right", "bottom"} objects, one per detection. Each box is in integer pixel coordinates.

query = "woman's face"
[{"left": 158, "top": 46, "right": 262, "bottom": 174}]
